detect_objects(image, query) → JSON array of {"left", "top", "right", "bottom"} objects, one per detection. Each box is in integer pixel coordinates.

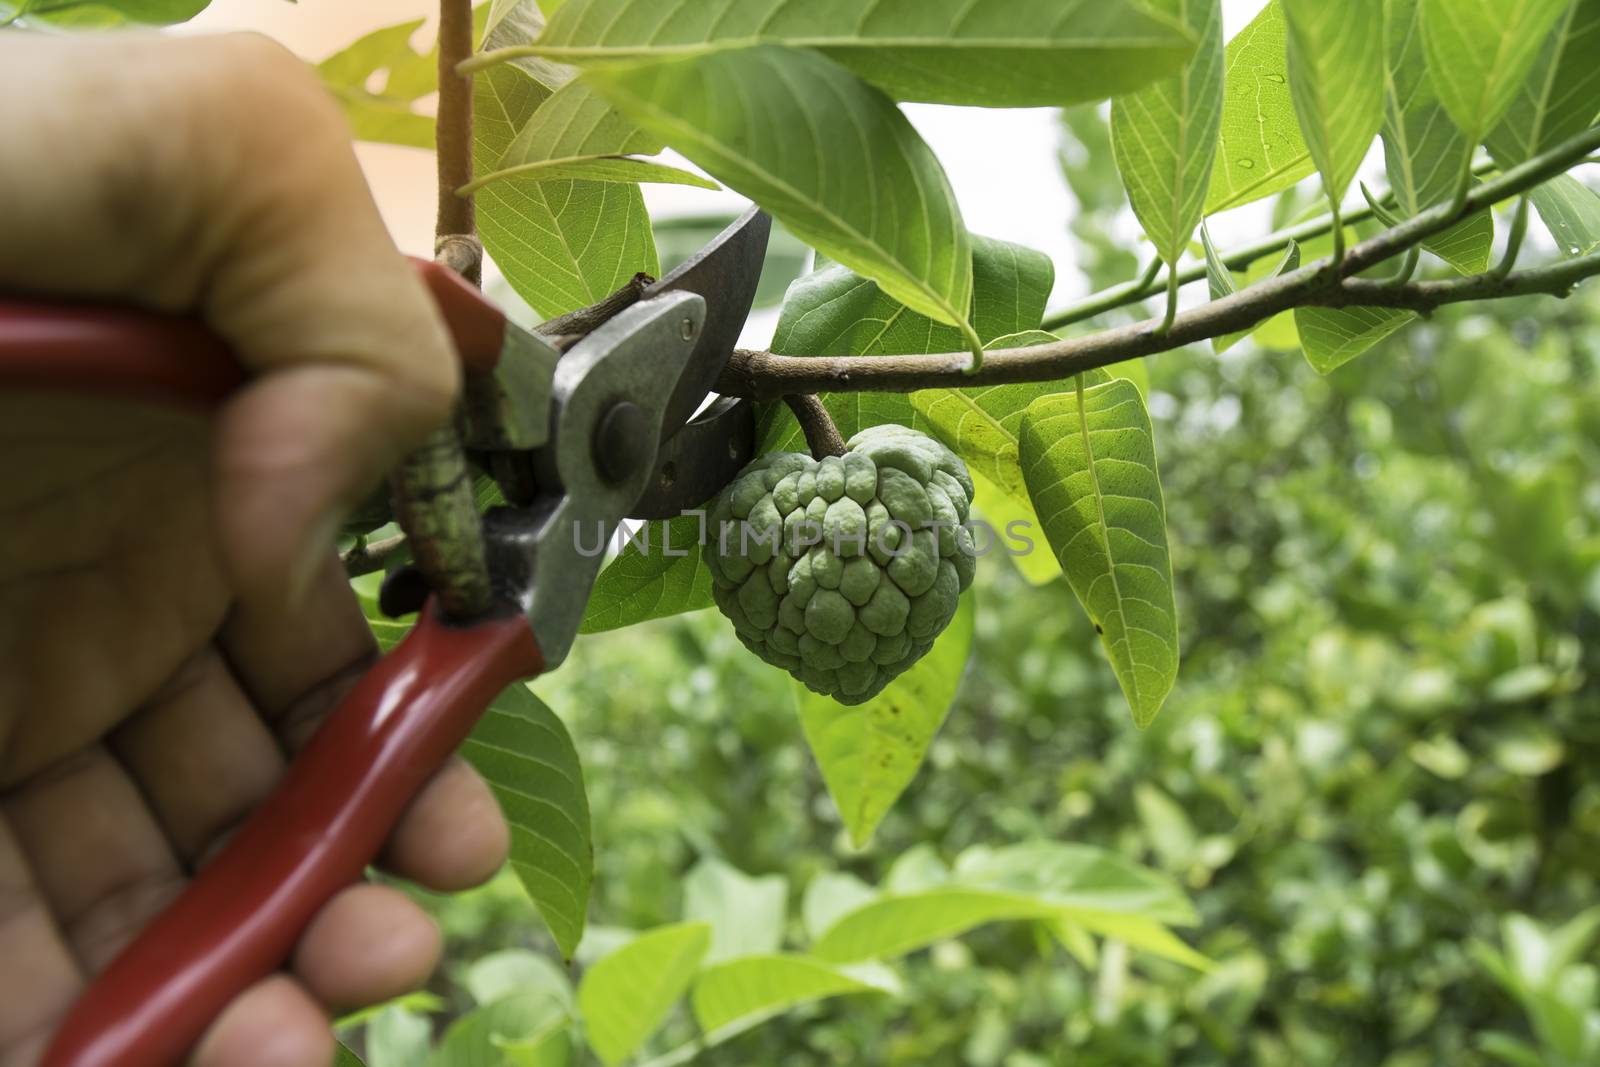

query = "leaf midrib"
[
  {"left": 594, "top": 73, "right": 964, "bottom": 327},
  {"left": 528, "top": 35, "right": 1194, "bottom": 60},
  {"left": 1074, "top": 375, "right": 1141, "bottom": 708}
]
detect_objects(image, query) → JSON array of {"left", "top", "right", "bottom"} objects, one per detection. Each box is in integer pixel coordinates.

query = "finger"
[
  {"left": 191, "top": 975, "right": 331, "bottom": 1067},
  {"left": 0, "top": 748, "right": 183, "bottom": 973},
  {"left": 0, "top": 817, "right": 82, "bottom": 1067},
  {"left": 223, "top": 556, "right": 508, "bottom": 891},
  {"left": 107, "top": 649, "right": 284, "bottom": 866},
  {"left": 378, "top": 757, "right": 508, "bottom": 892},
  {"left": 291, "top": 885, "right": 440, "bottom": 1012},
  {"left": 219, "top": 554, "right": 377, "bottom": 746},
  {"left": 0, "top": 33, "right": 459, "bottom": 608}
]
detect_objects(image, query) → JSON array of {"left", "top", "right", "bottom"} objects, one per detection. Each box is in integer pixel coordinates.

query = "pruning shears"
[{"left": 0, "top": 208, "right": 773, "bottom": 1067}]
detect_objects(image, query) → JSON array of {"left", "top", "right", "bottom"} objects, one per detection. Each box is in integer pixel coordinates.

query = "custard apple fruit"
[{"left": 704, "top": 425, "right": 977, "bottom": 704}]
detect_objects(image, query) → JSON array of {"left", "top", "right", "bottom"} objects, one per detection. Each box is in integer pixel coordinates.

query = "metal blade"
[
  {"left": 645, "top": 206, "right": 771, "bottom": 438},
  {"left": 629, "top": 396, "right": 754, "bottom": 519}
]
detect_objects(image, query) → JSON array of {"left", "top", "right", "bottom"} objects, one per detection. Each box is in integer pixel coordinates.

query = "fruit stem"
[{"left": 784, "top": 393, "right": 846, "bottom": 459}]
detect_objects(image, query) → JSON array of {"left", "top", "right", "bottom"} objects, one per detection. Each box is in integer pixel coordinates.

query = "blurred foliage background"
[{"left": 387, "top": 107, "right": 1600, "bottom": 1067}]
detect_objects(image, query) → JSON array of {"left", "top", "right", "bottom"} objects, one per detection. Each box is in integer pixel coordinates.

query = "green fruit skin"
[{"left": 706, "top": 425, "right": 975, "bottom": 704}]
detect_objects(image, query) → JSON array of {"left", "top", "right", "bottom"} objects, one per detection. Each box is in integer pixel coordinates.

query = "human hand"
[{"left": 0, "top": 31, "right": 508, "bottom": 1067}]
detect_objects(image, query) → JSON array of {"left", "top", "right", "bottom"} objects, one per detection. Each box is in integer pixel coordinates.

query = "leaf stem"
[
  {"left": 1386, "top": 247, "right": 1420, "bottom": 285},
  {"left": 1157, "top": 262, "right": 1180, "bottom": 333},
  {"left": 1493, "top": 195, "right": 1531, "bottom": 280},
  {"left": 1328, "top": 196, "right": 1345, "bottom": 267},
  {"left": 959, "top": 319, "right": 985, "bottom": 373},
  {"left": 718, "top": 125, "right": 1600, "bottom": 398}
]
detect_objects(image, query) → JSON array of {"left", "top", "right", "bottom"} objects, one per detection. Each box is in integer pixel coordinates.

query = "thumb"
[
  {"left": 0, "top": 32, "right": 461, "bottom": 605},
  {"left": 191, "top": 37, "right": 460, "bottom": 604}
]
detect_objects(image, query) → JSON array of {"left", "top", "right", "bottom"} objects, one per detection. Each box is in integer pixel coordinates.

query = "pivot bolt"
[{"left": 595, "top": 401, "right": 651, "bottom": 484}]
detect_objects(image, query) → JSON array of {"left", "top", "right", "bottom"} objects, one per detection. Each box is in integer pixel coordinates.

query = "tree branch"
[
  {"left": 1040, "top": 157, "right": 1499, "bottom": 330},
  {"left": 434, "top": 0, "right": 477, "bottom": 263},
  {"left": 718, "top": 127, "right": 1600, "bottom": 399},
  {"left": 383, "top": 0, "right": 493, "bottom": 618},
  {"left": 342, "top": 534, "right": 408, "bottom": 578}
]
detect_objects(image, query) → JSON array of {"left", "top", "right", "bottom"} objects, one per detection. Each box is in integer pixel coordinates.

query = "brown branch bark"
[
  {"left": 717, "top": 126, "right": 1600, "bottom": 400},
  {"left": 380, "top": 0, "right": 492, "bottom": 614},
  {"left": 434, "top": 0, "right": 477, "bottom": 272},
  {"left": 341, "top": 534, "right": 408, "bottom": 578},
  {"left": 784, "top": 394, "right": 846, "bottom": 458}
]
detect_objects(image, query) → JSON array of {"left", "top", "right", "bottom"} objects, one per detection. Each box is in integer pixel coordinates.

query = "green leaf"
[
  {"left": 1206, "top": 1, "right": 1315, "bottom": 214},
  {"left": 432, "top": 990, "right": 571, "bottom": 1067},
  {"left": 1529, "top": 174, "right": 1600, "bottom": 255},
  {"left": 474, "top": 62, "right": 659, "bottom": 319},
  {"left": 682, "top": 858, "right": 788, "bottom": 964},
  {"left": 656, "top": 214, "right": 812, "bottom": 310},
  {"left": 469, "top": 156, "right": 717, "bottom": 193},
  {"left": 1420, "top": 0, "right": 1573, "bottom": 145},
  {"left": 1201, "top": 227, "right": 1300, "bottom": 352},
  {"left": 1381, "top": 0, "right": 1495, "bottom": 274},
  {"left": 802, "top": 872, "right": 879, "bottom": 942},
  {"left": 954, "top": 841, "right": 1199, "bottom": 925},
  {"left": 910, "top": 330, "right": 1065, "bottom": 502},
  {"left": 1478, "top": 1033, "right": 1549, "bottom": 1067},
  {"left": 365, "top": 1006, "right": 431, "bottom": 1067},
  {"left": 334, "top": 1043, "right": 367, "bottom": 1067},
  {"left": 909, "top": 327, "right": 1154, "bottom": 587},
  {"left": 521, "top": 0, "right": 1197, "bottom": 107},
  {"left": 1, "top": 0, "right": 207, "bottom": 26},
  {"left": 315, "top": 18, "right": 438, "bottom": 150},
  {"left": 506, "top": 78, "right": 654, "bottom": 155},
  {"left": 463, "top": 950, "right": 576, "bottom": 1013},
  {"left": 577, "top": 921, "right": 711, "bottom": 1067},
  {"left": 691, "top": 955, "right": 897, "bottom": 1037},
  {"left": 336, "top": 992, "right": 445, "bottom": 1031},
  {"left": 1072, "top": 912, "right": 1215, "bottom": 972},
  {"left": 811, "top": 890, "right": 1060, "bottom": 963},
  {"left": 1019, "top": 379, "right": 1178, "bottom": 727},
  {"left": 580, "top": 515, "right": 715, "bottom": 633},
  {"left": 1295, "top": 305, "right": 1418, "bottom": 375},
  {"left": 968, "top": 471, "right": 1063, "bottom": 587},
  {"left": 466, "top": 76, "right": 696, "bottom": 194},
  {"left": 759, "top": 237, "right": 1054, "bottom": 452},
  {"left": 461, "top": 684, "right": 593, "bottom": 959},
  {"left": 581, "top": 47, "right": 979, "bottom": 352},
  {"left": 1111, "top": 0, "right": 1225, "bottom": 269},
  {"left": 812, "top": 842, "right": 1197, "bottom": 963},
  {"left": 1282, "top": 0, "right": 1385, "bottom": 205},
  {"left": 1486, "top": 0, "right": 1600, "bottom": 166},
  {"left": 794, "top": 592, "right": 976, "bottom": 846}
]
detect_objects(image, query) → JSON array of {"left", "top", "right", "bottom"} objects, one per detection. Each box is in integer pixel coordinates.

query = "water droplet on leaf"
[{"left": 1238, "top": 158, "right": 1256, "bottom": 170}]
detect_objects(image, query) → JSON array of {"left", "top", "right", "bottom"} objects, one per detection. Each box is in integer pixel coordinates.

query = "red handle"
[
  {"left": 40, "top": 607, "right": 543, "bottom": 1067},
  {"left": 0, "top": 267, "right": 534, "bottom": 1067},
  {"left": 0, "top": 259, "right": 508, "bottom": 405}
]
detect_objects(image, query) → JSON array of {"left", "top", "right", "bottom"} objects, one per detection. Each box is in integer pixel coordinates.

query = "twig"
[
  {"left": 435, "top": 0, "right": 476, "bottom": 261},
  {"left": 342, "top": 534, "right": 409, "bottom": 578},
  {"left": 784, "top": 394, "right": 846, "bottom": 458},
  {"left": 1041, "top": 157, "right": 1499, "bottom": 330},
  {"left": 385, "top": 0, "right": 493, "bottom": 619},
  {"left": 717, "top": 127, "right": 1600, "bottom": 399},
  {"left": 536, "top": 272, "right": 655, "bottom": 340}
]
